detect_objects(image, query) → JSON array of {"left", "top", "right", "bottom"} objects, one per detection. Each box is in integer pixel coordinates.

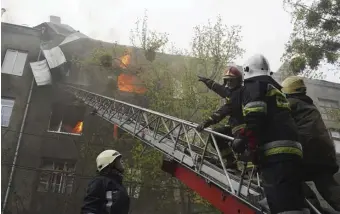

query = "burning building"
[{"left": 113, "top": 51, "right": 147, "bottom": 94}]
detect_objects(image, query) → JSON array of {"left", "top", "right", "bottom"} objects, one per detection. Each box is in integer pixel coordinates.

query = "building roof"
[
  {"left": 1, "top": 22, "right": 40, "bottom": 37},
  {"left": 35, "top": 22, "right": 77, "bottom": 37}
]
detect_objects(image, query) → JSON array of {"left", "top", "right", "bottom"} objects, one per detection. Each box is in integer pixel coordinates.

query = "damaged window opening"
[
  {"left": 37, "top": 159, "right": 75, "bottom": 194},
  {"left": 48, "top": 103, "right": 86, "bottom": 135}
]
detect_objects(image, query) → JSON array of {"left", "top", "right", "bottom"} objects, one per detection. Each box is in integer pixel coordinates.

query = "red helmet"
[{"left": 222, "top": 66, "right": 243, "bottom": 79}]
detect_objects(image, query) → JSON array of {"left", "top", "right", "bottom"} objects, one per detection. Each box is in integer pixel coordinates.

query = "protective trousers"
[{"left": 261, "top": 156, "right": 307, "bottom": 214}]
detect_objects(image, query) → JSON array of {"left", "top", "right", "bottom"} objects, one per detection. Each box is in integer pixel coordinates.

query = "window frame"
[
  {"left": 1, "top": 97, "right": 15, "bottom": 127},
  {"left": 47, "top": 103, "right": 85, "bottom": 136},
  {"left": 1, "top": 49, "right": 28, "bottom": 76},
  {"left": 37, "top": 159, "right": 76, "bottom": 195}
]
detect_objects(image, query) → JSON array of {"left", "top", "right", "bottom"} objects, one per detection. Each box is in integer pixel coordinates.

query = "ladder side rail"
[{"left": 67, "top": 85, "right": 234, "bottom": 140}]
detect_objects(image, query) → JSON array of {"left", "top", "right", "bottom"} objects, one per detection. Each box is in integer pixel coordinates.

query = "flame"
[
  {"left": 117, "top": 74, "right": 146, "bottom": 94},
  {"left": 119, "top": 54, "right": 131, "bottom": 69},
  {"left": 72, "top": 121, "right": 83, "bottom": 134}
]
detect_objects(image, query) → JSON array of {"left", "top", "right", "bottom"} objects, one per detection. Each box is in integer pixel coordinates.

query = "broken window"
[
  {"left": 48, "top": 103, "right": 85, "bottom": 135},
  {"left": 37, "top": 159, "right": 75, "bottom": 194},
  {"left": 1, "top": 49, "right": 28, "bottom": 76},
  {"left": 1, "top": 98, "right": 15, "bottom": 127}
]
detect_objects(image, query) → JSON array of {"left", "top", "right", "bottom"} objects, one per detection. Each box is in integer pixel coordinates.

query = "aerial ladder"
[{"left": 61, "top": 84, "right": 325, "bottom": 214}]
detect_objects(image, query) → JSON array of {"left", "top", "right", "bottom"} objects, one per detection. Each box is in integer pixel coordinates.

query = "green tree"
[
  {"left": 131, "top": 13, "right": 244, "bottom": 213},
  {"left": 282, "top": 0, "right": 340, "bottom": 78},
  {"left": 130, "top": 10, "right": 169, "bottom": 62}
]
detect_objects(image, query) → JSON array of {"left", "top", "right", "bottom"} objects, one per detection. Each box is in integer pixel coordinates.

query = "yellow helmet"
[{"left": 281, "top": 76, "right": 306, "bottom": 94}]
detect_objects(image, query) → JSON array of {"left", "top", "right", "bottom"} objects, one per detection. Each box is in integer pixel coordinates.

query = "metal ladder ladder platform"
[{"left": 61, "top": 84, "right": 271, "bottom": 213}]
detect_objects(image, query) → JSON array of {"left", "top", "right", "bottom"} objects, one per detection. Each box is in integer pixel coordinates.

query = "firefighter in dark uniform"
[
  {"left": 281, "top": 76, "right": 340, "bottom": 212},
  {"left": 231, "top": 54, "right": 308, "bottom": 214},
  {"left": 196, "top": 66, "right": 244, "bottom": 169},
  {"left": 198, "top": 71, "right": 233, "bottom": 98},
  {"left": 81, "top": 150, "right": 130, "bottom": 214}
]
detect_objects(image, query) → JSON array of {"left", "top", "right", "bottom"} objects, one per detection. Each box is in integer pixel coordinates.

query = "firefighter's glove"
[
  {"left": 232, "top": 137, "right": 247, "bottom": 154},
  {"left": 196, "top": 123, "right": 207, "bottom": 132},
  {"left": 196, "top": 119, "right": 213, "bottom": 132},
  {"left": 197, "top": 75, "right": 210, "bottom": 83}
]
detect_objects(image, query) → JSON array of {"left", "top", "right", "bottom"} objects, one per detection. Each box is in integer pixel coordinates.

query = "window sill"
[
  {"left": 47, "top": 131, "right": 82, "bottom": 136},
  {"left": 1, "top": 71, "right": 23, "bottom": 77}
]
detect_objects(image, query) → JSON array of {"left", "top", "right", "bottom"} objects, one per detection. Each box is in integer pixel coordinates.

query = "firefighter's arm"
[
  {"left": 197, "top": 104, "right": 231, "bottom": 131},
  {"left": 198, "top": 76, "right": 229, "bottom": 98},
  {"left": 81, "top": 178, "right": 104, "bottom": 214},
  {"left": 211, "top": 83, "right": 231, "bottom": 98}
]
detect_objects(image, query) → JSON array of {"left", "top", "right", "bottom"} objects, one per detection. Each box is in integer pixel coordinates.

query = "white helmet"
[
  {"left": 96, "top": 150, "right": 122, "bottom": 172},
  {"left": 243, "top": 54, "right": 272, "bottom": 79}
]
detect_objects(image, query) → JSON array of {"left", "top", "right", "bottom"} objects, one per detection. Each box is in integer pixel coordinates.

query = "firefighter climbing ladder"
[
  {"left": 61, "top": 85, "right": 325, "bottom": 214},
  {"left": 61, "top": 84, "right": 266, "bottom": 213}
]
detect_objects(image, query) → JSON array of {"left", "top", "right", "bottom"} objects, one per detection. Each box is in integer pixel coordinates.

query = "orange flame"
[
  {"left": 72, "top": 121, "right": 83, "bottom": 134},
  {"left": 117, "top": 74, "right": 146, "bottom": 94},
  {"left": 119, "top": 54, "right": 131, "bottom": 69}
]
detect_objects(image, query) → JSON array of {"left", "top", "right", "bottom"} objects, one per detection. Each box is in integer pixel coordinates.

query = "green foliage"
[
  {"left": 283, "top": 0, "right": 340, "bottom": 77},
  {"left": 329, "top": 109, "right": 340, "bottom": 123},
  {"left": 191, "top": 15, "right": 245, "bottom": 80},
  {"left": 130, "top": 10, "right": 169, "bottom": 62},
  {"left": 132, "top": 14, "right": 244, "bottom": 213}
]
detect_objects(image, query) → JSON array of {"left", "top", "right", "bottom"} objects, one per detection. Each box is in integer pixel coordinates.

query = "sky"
[{"left": 1, "top": 0, "right": 339, "bottom": 82}]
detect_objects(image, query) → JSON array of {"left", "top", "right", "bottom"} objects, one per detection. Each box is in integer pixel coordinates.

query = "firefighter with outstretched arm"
[
  {"left": 196, "top": 66, "right": 245, "bottom": 169},
  {"left": 231, "top": 54, "right": 308, "bottom": 213},
  {"left": 81, "top": 150, "right": 130, "bottom": 214},
  {"left": 198, "top": 72, "right": 233, "bottom": 98},
  {"left": 281, "top": 76, "right": 340, "bottom": 212}
]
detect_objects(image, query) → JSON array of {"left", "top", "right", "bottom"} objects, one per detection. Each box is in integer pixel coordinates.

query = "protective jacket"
[
  {"left": 236, "top": 75, "right": 307, "bottom": 214},
  {"left": 287, "top": 93, "right": 339, "bottom": 176},
  {"left": 81, "top": 170, "right": 130, "bottom": 214},
  {"left": 202, "top": 86, "right": 245, "bottom": 136},
  {"left": 239, "top": 75, "right": 302, "bottom": 160}
]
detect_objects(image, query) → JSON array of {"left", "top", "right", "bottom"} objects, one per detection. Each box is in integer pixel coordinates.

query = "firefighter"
[
  {"left": 81, "top": 150, "right": 130, "bottom": 214},
  {"left": 196, "top": 66, "right": 244, "bottom": 169},
  {"left": 231, "top": 54, "right": 307, "bottom": 214},
  {"left": 281, "top": 76, "right": 340, "bottom": 211}
]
